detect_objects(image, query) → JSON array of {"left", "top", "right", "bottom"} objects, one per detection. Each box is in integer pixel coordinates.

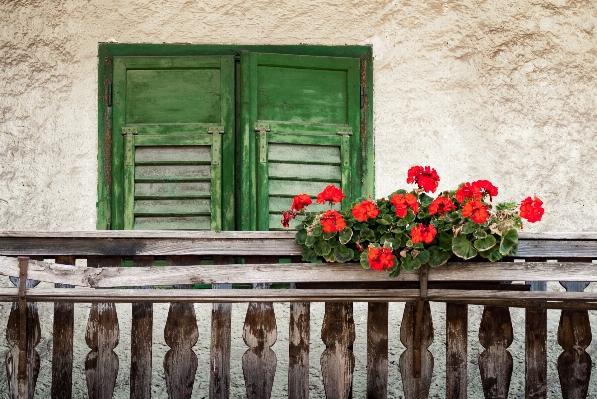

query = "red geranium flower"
[
  {"left": 406, "top": 166, "right": 440, "bottom": 193},
  {"left": 461, "top": 200, "right": 489, "bottom": 224},
  {"left": 352, "top": 200, "right": 379, "bottom": 222},
  {"left": 520, "top": 196, "right": 544, "bottom": 223},
  {"left": 472, "top": 180, "right": 499, "bottom": 202},
  {"left": 428, "top": 196, "right": 456, "bottom": 216},
  {"left": 291, "top": 194, "right": 312, "bottom": 211},
  {"left": 320, "top": 209, "right": 346, "bottom": 233},
  {"left": 455, "top": 182, "right": 482, "bottom": 203},
  {"left": 367, "top": 246, "right": 395, "bottom": 271},
  {"left": 281, "top": 211, "right": 294, "bottom": 228},
  {"left": 390, "top": 193, "right": 419, "bottom": 217},
  {"left": 410, "top": 223, "right": 437, "bottom": 244},
  {"left": 316, "top": 185, "right": 345, "bottom": 205}
]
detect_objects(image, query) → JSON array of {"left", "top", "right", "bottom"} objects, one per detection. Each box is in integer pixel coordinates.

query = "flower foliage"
[{"left": 283, "top": 167, "right": 544, "bottom": 277}]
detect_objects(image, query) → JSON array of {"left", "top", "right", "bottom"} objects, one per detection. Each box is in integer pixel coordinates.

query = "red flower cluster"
[
  {"left": 407, "top": 166, "right": 440, "bottom": 193},
  {"left": 281, "top": 211, "right": 293, "bottom": 228},
  {"left": 410, "top": 224, "right": 437, "bottom": 244},
  {"left": 352, "top": 200, "right": 379, "bottom": 222},
  {"left": 461, "top": 200, "right": 489, "bottom": 224},
  {"left": 316, "top": 185, "right": 345, "bottom": 205},
  {"left": 456, "top": 180, "right": 498, "bottom": 203},
  {"left": 368, "top": 246, "right": 395, "bottom": 271},
  {"left": 320, "top": 209, "right": 346, "bottom": 233},
  {"left": 520, "top": 196, "right": 544, "bottom": 223},
  {"left": 428, "top": 196, "right": 456, "bottom": 216},
  {"left": 390, "top": 193, "right": 419, "bottom": 217},
  {"left": 292, "top": 194, "right": 312, "bottom": 211},
  {"left": 472, "top": 180, "right": 498, "bottom": 202}
]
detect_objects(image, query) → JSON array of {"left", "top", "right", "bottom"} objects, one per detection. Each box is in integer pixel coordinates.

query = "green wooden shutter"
[
  {"left": 112, "top": 56, "right": 234, "bottom": 230},
  {"left": 242, "top": 53, "right": 361, "bottom": 230}
]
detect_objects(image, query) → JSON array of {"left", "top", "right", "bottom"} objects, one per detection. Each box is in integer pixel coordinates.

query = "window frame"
[{"left": 97, "top": 44, "right": 374, "bottom": 230}]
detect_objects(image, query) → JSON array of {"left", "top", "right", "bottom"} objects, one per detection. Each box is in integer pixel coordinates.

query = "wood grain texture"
[
  {"left": 321, "top": 302, "right": 355, "bottom": 399},
  {"left": 130, "top": 256, "right": 154, "bottom": 399},
  {"left": 164, "top": 256, "right": 200, "bottom": 399},
  {"left": 242, "top": 284, "right": 278, "bottom": 399},
  {"left": 557, "top": 282, "right": 591, "bottom": 399},
  {"left": 52, "top": 256, "right": 75, "bottom": 399},
  {"left": 446, "top": 303, "right": 467, "bottom": 399},
  {"left": 289, "top": 302, "right": 310, "bottom": 399},
  {"left": 210, "top": 255, "right": 233, "bottom": 399},
  {"left": 399, "top": 300, "right": 433, "bottom": 399},
  {"left": 478, "top": 306, "right": 513, "bottom": 399},
  {"left": 367, "top": 302, "right": 388, "bottom": 399},
  {"left": 525, "top": 280, "right": 547, "bottom": 399},
  {"left": 85, "top": 257, "right": 120, "bottom": 399},
  {"left": 6, "top": 257, "right": 597, "bottom": 288}
]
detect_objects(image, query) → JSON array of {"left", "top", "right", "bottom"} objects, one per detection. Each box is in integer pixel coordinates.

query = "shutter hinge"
[
  {"left": 207, "top": 124, "right": 225, "bottom": 134},
  {"left": 336, "top": 127, "right": 353, "bottom": 136},
  {"left": 121, "top": 127, "right": 138, "bottom": 136},
  {"left": 254, "top": 123, "right": 270, "bottom": 163},
  {"left": 107, "top": 83, "right": 113, "bottom": 108},
  {"left": 360, "top": 86, "right": 365, "bottom": 109}
]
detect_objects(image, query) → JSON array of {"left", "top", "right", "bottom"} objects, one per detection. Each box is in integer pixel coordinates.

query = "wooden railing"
[{"left": 0, "top": 231, "right": 596, "bottom": 399}]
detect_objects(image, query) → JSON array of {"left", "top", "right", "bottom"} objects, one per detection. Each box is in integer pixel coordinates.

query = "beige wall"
[{"left": 1, "top": 0, "right": 597, "bottom": 397}]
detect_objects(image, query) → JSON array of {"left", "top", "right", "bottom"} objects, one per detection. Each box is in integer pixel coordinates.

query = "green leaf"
[
  {"left": 416, "top": 249, "right": 430, "bottom": 264},
  {"left": 302, "top": 247, "right": 318, "bottom": 262},
  {"left": 295, "top": 229, "right": 307, "bottom": 245},
  {"left": 305, "top": 234, "right": 316, "bottom": 247},
  {"left": 335, "top": 245, "right": 354, "bottom": 263},
  {"left": 384, "top": 237, "right": 401, "bottom": 250},
  {"left": 428, "top": 246, "right": 451, "bottom": 267},
  {"left": 313, "top": 239, "right": 331, "bottom": 256},
  {"left": 311, "top": 224, "right": 323, "bottom": 237},
  {"left": 360, "top": 249, "right": 371, "bottom": 269},
  {"left": 323, "top": 249, "right": 336, "bottom": 262},
  {"left": 338, "top": 227, "right": 353, "bottom": 245},
  {"left": 479, "top": 246, "right": 503, "bottom": 262},
  {"left": 401, "top": 254, "right": 422, "bottom": 271},
  {"left": 437, "top": 231, "right": 453, "bottom": 251},
  {"left": 404, "top": 209, "right": 416, "bottom": 224},
  {"left": 473, "top": 235, "right": 497, "bottom": 251},
  {"left": 389, "top": 264, "right": 401, "bottom": 277},
  {"left": 360, "top": 227, "right": 376, "bottom": 242},
  {"left": 462, "top": 221, "right": 476, "bottom": 235},
  {"left": 328, "top": 239, "right": 340, "bottom": 248},
  {"left": 452, "top": 235, "right": 478, "bottom": 260},
  {"left": 473, "top": 230, "right": 487, "bottom": 239},
  {"left": 500, "top": 228, "right": 518, "bottom": 255},
  {"left": 323, "top": 231, "right": 337, "bottom": 241},
  {"left": 419, "top": 193, "right": 434, "bottom": 207}
]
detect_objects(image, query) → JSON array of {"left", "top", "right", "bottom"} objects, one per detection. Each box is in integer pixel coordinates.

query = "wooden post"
[
  {"left": 525, "top": 280, "right": 547, "bottom": 399},
  {"left": 366, "top": 302, "right": 388, "bottom": 399},
  {"left": 446, "top": 303, "right": 467, "bottom": 399},
  {"left": 478, "top": 306, "right": 513, "bottom": 399}
]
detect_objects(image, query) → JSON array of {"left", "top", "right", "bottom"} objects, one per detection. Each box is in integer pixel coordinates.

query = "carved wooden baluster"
[
  {"left": 558, "top": 281, "right": 591, "bottom": 399},
  {"left": 446, "top": 303, "right": 467, "bottom": 399},
  {"left": 478, "top": 306, "right": 513, "bottom": 399},
  {"left": 525, "top": 277, "right": 547, "bottom": 399},
  {"left": 367, "top": 302, "right": 388, "bottom": 399},
  {"left": 242, "top": 255, "right": 278, "bottom": 399},
  {"left": 164, "top": 255, "right": 201, "bottom": 399},
  {"left": 131, "top": 255, "right": 154, "bottom": 399},
  {"left": 399, "top": 300, "right": 433, "bottom": 398},
  {"left": 52, "top": 256, "right": 76, "bottom": 399},
  {"left": 6, "top": 257, "right": 41, "bottom": 399},
  {"left": 85, "top": 256, "right": 120, "bottom": 399},
  {"left": 289, "top": 301, "right": 310, "bottom": 399},
  {"left": 320, "top": 301, "right": 355, "bottom": 399},
  {"left": 210, "top": 255, "right": 233, "bottom": 399}
]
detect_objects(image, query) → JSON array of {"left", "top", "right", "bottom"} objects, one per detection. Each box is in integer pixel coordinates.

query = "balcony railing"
[{"left": 0, "top": 230, "right": 595, "bottom": 398}]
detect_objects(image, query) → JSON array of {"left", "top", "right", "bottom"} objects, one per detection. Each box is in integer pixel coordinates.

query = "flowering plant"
[{"left": 282, "top": 166, "right": 544, "bottom": 276}]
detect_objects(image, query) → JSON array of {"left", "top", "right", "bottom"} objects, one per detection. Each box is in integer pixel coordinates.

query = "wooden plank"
[
  {"left": 134, "top": 182, "right": 211, "bottom": 198},
  {"left": 52, "top": 256, "right": 75, "bottom": 399},
  {"left": 268, "top": 163, "right": 341, "bottom": 182},
  {"left": 320, "top": 302, "right": 355, "bottom": 399},
  {"left": 135, "top": 164, "right": 211, "bottom": 181},
  {"left": 525, "top": 278, "right": 547, "bottom": 399},
  {"left": 288, "top": 302, "right": 310, "bottom": 399},
  {"left": 242, "top": 256, "right": 278, "bottom": 399},
  {"left": 268, "top": 143, "right": 341, "bottom": 164},
  {"left": 446, "top": 303, "right": 467, "bottom": 399},
  {"left": 134, "top": 199, "right": 211, "bottom": 215},
  {"left": 558, "top": 282, "right": 591, "bottom": 399},
  {"left": 366, "top": 302, "right": 388, "bottom": 399},
  {"left": 7, "top": 258, "right": 597, "bottom": 288},
  {"left": 478, "top": 306, "right": 513, "bottom": 399},
  {"left": 130, "top": 256, "right": 153, "bottom": 399},
  {"left": 210, "top": 256, "right": 232, "bottom": 399},
  {"left": 85, "top": 257, "right": 120, "bottom": 399},
  {"left": 134, "top": 216, "right": 211, "bottom": 230},
  {"left": 164, "top": 256, "right": 200, "bottom": 399},
  {"left": 399, "top": 301, "right": 433, "bottom": 398},
  {"left": 135, "top": 145, "right": 211, "bottom": 164}
]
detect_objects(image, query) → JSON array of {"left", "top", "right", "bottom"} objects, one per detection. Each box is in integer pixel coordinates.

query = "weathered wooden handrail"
[{"left": 0, "top": 231, "right": 596, "bottom": 399}]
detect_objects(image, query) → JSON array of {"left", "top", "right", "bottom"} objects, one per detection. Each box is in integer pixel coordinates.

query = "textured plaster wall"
[{"left": 1, "top": 0, "right": 596, "bottom": 397}]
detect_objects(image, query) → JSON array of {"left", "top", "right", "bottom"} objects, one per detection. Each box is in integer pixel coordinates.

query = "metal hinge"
[
  {"left": 121, "top": 127, "right": 138, "bottom": 136},
  {"left": 108, "top": 83, "right": 113, "bottom": 108},
  {"left": 207, "top": 124, "right": 225, "bottom": 134},
  {"left": 360, "top": 86, "right": 365, "bottom": 109},
  {"left": 336, "top": 127, "right": 353, "bottom": 136}
]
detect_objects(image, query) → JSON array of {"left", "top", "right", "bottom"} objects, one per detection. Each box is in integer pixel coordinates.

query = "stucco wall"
[{"left": 1, "top": 0, "right": 597, "bottom": 398}]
